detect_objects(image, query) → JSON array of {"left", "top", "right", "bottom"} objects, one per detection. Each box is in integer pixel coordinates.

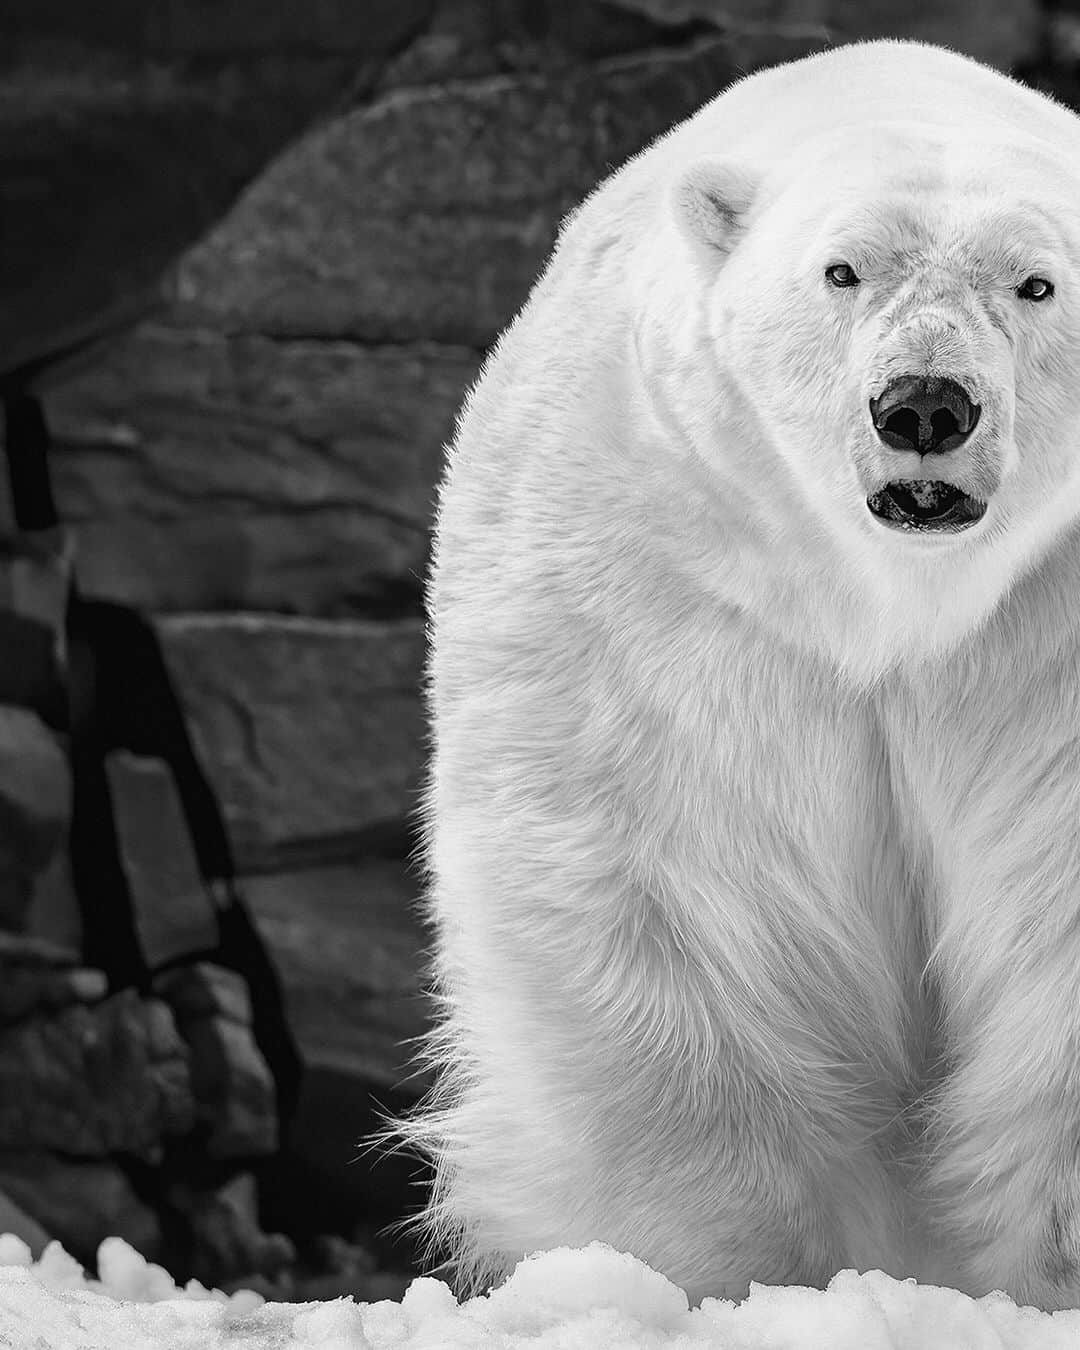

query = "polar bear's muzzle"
[{"left": 864, "top": 374, "right": 988, "bottom": 533}]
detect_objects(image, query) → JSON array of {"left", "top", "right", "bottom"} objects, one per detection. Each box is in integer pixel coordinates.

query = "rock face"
[
  {"left": 157, "top": 615, "right": 427, "bottom": 870},
  {"left": 47, "top": 329, "right": 474, "bottom": 615},
  {"left": 0, "top": 1, "right": 433, "bottom": 377},
  {"left": 240, "top": 860, "right": 432, "bottom": 1092},
  {"left": 171, "top": 41, "right": 754, "bottom": 345}
]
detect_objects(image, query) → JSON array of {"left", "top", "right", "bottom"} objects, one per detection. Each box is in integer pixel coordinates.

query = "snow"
[{"left": 1, "top": 1233, "right": 1080, "bottom": 1348}]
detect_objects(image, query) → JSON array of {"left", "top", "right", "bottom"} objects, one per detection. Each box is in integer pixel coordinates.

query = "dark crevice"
[{"left": 235, "top": 820, "right": 425, "bottom": 878}]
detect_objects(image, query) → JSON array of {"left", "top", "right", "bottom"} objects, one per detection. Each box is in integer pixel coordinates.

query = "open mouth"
[{"left": 866, "top": 479, "right": 987, "bottom": 534}]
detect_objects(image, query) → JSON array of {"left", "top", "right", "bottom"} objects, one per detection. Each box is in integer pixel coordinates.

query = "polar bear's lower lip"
[{"left": 866, "top": 479, "right": 987, "bottom": 533}]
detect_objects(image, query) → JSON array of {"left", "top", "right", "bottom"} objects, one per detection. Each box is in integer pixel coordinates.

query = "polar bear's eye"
[
  {"left": 825, "top": 263, "right": 860, "bottom": 289},
  {"left": 1017, "top": 275, "right": 1054, "bottom": 302}
]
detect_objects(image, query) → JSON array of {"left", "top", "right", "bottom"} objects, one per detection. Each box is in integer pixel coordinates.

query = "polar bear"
[{"left": 403, "top": 39, "right": 1080, "bottom": 1310}]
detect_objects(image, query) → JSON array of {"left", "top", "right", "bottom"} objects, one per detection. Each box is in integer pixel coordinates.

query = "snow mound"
[{"left": 1, "top": 1233, "right": 1079, "bottom": 1348}]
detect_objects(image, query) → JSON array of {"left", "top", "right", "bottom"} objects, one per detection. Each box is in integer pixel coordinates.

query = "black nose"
[{"left": 869, "top": 376, "right": 981, "bottom": 454}]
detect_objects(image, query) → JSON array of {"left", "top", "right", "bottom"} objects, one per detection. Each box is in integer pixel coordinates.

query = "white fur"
[{"left": 397, "top": 39, "right": 1080, "bottom": 1309}]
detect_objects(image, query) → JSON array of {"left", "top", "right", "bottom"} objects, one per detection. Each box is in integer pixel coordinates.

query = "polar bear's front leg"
[
  {"left": 881, "top": 619, "right": 1080, "bottom": 1310},
  {"left": 921, "top": 940, "right": 1080, "bottom": 1311}
]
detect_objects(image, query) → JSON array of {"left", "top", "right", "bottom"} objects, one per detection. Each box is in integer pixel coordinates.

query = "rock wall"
[{"left": 2, "top": 0, "right": 1064, "bottom": 1290}]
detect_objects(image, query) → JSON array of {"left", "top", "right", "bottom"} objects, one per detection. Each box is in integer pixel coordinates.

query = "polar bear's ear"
[{"left": 671, "top": 159, "right": 759, "bottom": 267}]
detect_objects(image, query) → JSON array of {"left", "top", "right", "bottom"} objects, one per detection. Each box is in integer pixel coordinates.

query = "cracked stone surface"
[
  {"left": 156, "top": 614, "right": 427, "bottom": 871},
  {"left": 47, "top": 327, "right": 476, "bottom": 615}
]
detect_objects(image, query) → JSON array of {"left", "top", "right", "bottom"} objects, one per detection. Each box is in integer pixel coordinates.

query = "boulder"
[
  {"left": 20, "top": 850, "right": 83, "bottom": 955},
  {"left": 0, "top": 709, "right": 71, "bottom": 932},
  {"left": 0, "top": 990, "right": 193, "bottom": 1159},
  {"left": 0, "top": 0, "right": 432, "bottom": 379},
  {"left": 106, "top": 752, "right": 221, "bottom": 970},
  {"left": 156, "top": 615, "right": 426, "bottom": 871},
  {"left": 607, "top": 0, "right": 1039, "bottom": 69},
  {"left": 0, "top": 1187, "right": 50, "bottom": 1258},
  {"left": 0, "top": 959, "right": 106, "bottom": 1029},
  {"left": 167, "top": 39, "right": 761, "bottom": 345},
  {"left": 6, "top": 0, "right": 433, "bottom": 59},
  {"left": 165, "top": 1170, "right": 295, "bottom": 1287},
  {"left": 0, "top": 1153, "right": 161, "bottom": 1268},
  {"left": 239, "top": 858, "right": 431, "bottom": 1092},
  {"left": 154, "top": 963, "right": 278, "bottom": 1159},
  {"left": 47, "top": 328, "right": 474, "bottom": 614},
  {"left": 0, "top": 529, "right": 71, "bottom": 713}
]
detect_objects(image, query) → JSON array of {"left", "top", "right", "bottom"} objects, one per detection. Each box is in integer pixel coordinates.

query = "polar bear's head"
[{"left": 669, "top": 120, "right": 1080, "bottom": 625}]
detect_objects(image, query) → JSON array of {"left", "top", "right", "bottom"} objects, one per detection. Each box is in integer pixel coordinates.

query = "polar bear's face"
[{"left": 672, "top": 129, "right": 1080, "bottom": 575}]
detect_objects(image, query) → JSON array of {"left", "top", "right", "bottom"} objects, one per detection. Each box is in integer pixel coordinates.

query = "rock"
[
  {"left": 157, "top": 961, "right": 252, "bottom": 1024},
  {"left": 0, "top": 609, "right": 61, "bottom": 717},
  {"left": 169, "top": 39, "right": 759, "bottom": 345},
  {"left": 832, "top": 0, "right": 1040, "bottom": 67},
  {"left": 0, "top": 23, "right": 404, "bottom": 381},
  {"left": 63, "top": 508, "right": 431, "bottom": 619},
  {"left": 0, "top": 1186, "right": 50, "bottom": 1258},
  {"left": 0, "top": 708, "right": 71, "bottom": 932},
  {"left": 0, "top": 711, "right": 69, "bottom": 844},
  {"left": 0, "top": 528, "right": 71, "bottom": 715},
  {"left": 607, "top": 0, "right": 1040, "bottom": 69},
  {"left": 166, "top": 1170, "right": 295, "bottom": 1286},
  {"left": 216, "top": 1230, "right": 414, "bottom": 1304},
  {"left": 305, "top": 1232, "right": 376, "bottom": 1276},
  {"left": 239, "top": 858, "right": 432, "bottom": 1092},
  {"left": 154, "top": 964, "right": 278, "bottom": 1159},
  {"left": 182, "top": 1017, "right": 279, "bottom": 1159},
  {"left": 0, "top": 1153, "right": 162, "bottom": 1268},
  {"left": 47, "top": 327, "right": 474, "bottom": 614},
  {"left": 374, "top": 0, "right": 698, "bottom": 86},
  {"left": 0, "top": 990, "right": 193, "bottom": 1159},
  {"left": 106, "top": 752, "right": 221, "bottom": 970},
  {"left": 0, "top": 961, "right": 106, "bottom": 1028},
  {"left": 20, "top": 849, "right": 83, "bottom": 956},
  {"left": 0, "top": 931, "right": 81, "bottom": 967},
  {"left": 155, "top": 0, "right": 433, "bottom": 57},
  {"left": 156, "top": 616, "right": 426, "bottom": 871},
  {"left": 9, "top": 0, "right": 434, "bottom": 60}
]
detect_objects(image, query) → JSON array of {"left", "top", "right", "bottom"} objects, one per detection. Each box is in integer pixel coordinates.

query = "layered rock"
[
  {"left": 156, "top": 615, "right": 426, "bottom": 870},
  {"left": 48, "top": 330, "right": 472, "bottom": 615}
]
